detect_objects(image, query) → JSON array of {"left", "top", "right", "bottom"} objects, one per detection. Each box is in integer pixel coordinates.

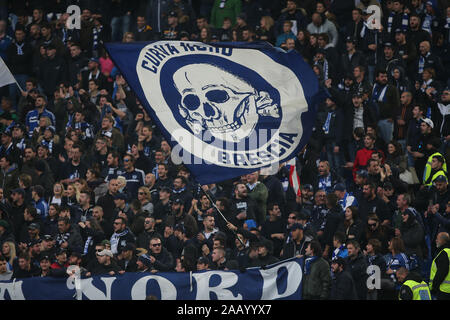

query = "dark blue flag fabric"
[
  {"left": 0, "top": 258, "right": 303, "bottom": 300},
  {"left": 105, "top": 41, "right": 324, "bottom": 185}
]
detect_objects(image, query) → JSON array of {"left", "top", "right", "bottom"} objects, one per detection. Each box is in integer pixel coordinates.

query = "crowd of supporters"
[{"left": 0, "top": 0, "right": 449, "bottom": 300}]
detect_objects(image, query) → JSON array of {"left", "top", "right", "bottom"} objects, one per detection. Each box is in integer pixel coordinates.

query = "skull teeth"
[{"left": 209, "top": 117, "right": 244, "bottom": 133}]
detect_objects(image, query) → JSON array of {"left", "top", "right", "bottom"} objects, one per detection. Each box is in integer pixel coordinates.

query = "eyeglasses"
[
  {"left": 113, "top": 222, "right": 122, "bottom": 225},
  {"left": 95, "top": 249, "right": 103, "bottom": 252},
  {"left": 288, "top": 216, "right": 296, "bottom": 219},
  {"left": 144, "top": 221, "right": 151, "bottom": 224},
  {"left": 368, "top": 223, "right": 377, "bottom": 227},
  {"left": 123, "top": 159, "right": 130, "bottom": 162},
  {"left": 151, "top": 243, "right": 161, "bottom": 247},
  {"left": 138, "top": 192, "right": 145, "bottom": 195}
]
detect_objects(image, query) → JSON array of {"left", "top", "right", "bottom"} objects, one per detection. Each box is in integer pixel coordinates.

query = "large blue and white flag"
[{"left": 105, "top": 41, "right": 324, "bottom": 185}]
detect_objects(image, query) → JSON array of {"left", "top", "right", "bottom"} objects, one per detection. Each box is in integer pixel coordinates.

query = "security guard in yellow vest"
[
  {"left": 423, "top": 151, "right": 447, "bottom": 185},
  {"left": 396, "top": 267, "right": 432, "bottom": 300},
  {"left": 429, "top": 232, "right": 450, "bottom": 300},
  {"left": 423, "top": 155, "right": 448, "bottom": 187}
]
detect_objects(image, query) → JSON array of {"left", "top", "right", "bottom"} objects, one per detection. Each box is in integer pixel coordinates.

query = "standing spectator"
[
  {"left": 260, "top": 203, "right": 285, "bottom": 258},
  {"left": 110, "top": 216, "right": 136, "bottom": 255},
  {"left": 321, "top": 193, "right": 344, "bottom": 259},
  {"left": 429, "top": 232, "right": 450, "bottom": 300},
  {"left": 396, "top": 266, "right": 432, "bottom": 300},
  {"left": 210, "top": 0, "right": 241, "bottom": 29},
  {"left": 12, "top": 252, "right": 40, "bottom": 279},
  {"left": 55, "top": 217, "right": 83, "bottom": 254},
  {"left": 86, "top": 248, "right": 122, "bottom": 276},
  {"left": 148, "top": 236, "right": 175, "bottom": 272},
  {"left": 245, "top": 171, "right": 268, "bottom": 226},
  {"left": 365, "top": 238, "right": 388, "bottom": 299},
  {"left": 281, "top": 223, "right": 313, "bottom": 260},
  {"left": 121, "top": 154, "right": 145, "bottom": 200},
  {"left": 345, "top": 240, "right": 368, "bottom": 300},
  {"left": 307, "top": 12, "right": 339, "bottom": 48},
  {"left": 330, "top": 257, "right": 358, "bottom": 300},
  {"left": 336, "top": 206, "right": 364, "bottom": 244},
  {"left": 302, "top": 240, "right": 331, "bottom": 300},
  {"left": 276, "top": 0, "right": 309, "bottom": 37},
  {"left": 371, "top": 69, "right": 401, "bottom": 145}
]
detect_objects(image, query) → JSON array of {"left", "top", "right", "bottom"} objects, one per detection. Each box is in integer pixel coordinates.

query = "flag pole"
[{"left": 195, "top": 181, "right": 246, "bottom": 248}]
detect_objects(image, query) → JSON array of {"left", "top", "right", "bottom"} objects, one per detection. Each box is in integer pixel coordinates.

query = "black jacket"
[
  {"left": 150, "top": 247, "right": 175, "bottom": 272},
  {"left": 6, "top": 40, "right": 33, "bottom": 75},
  {"left": 345, "top": 252, "right": 368, "bottom": 300},
  {"left": 330, "top": 269, "right": 358, "bottom": 300}
]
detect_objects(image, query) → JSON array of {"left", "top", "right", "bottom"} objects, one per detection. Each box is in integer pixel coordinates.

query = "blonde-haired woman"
[
  {"left": 138, "top": 186, "right": 154, "bottom": 215},
  {"left": 122, "top": 31, "right": 135, "bottom": 43},
  {"left": 256, "top": 16, "right": 275, "bottom": 44},
  {"left": 49, "top": 182, "right": 66, "bottom": 206},
  {"left": 1, "top": 241, "right": 17, "bottom": 271},
  {"left": 65, "top": 183, "right": 80, "bottom": 206}
]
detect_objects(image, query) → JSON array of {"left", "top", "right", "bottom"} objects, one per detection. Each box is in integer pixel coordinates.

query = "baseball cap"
[
  {"left": 114, "top": 193, "right": 127, "bottom": 201},
  {"left": 333, "top": 183, "right": 346, "bottom": 192},
  {"left": 302, "top": 184, "right": 313, "bottom": 191},
  {"left": 97, "top": 249, "right": 113, "bottom": 257},
  {"left": 28, "top": 238, "right": 42, "bottom": 247},
  {"left": 39, "top": 255, "right": 51, "bottom": 262},
  {"left": 43, "top": 234, "right": 54, "bottom": 241},
  {"left": 138, "top": 254, "right": 152, "bottom": 268},
  {"left": 197, "top": 256, "right": 209, "bottom": 265},
  {"left": 0, "top": 219, "right": 9, "bottom": 229},
  {"left": 422, "top": 118, "right": 434, "bottom": 129},
  {"left": 394, "top": 28, "right": 405, "bottom": 34},
  {"left": 383, "top": 42, "right": 393, "bottom": 48},
  {"left": 174, "top": 224, "right": 185, "bottom": 233},
  {"left": 1, "top": 129, "right": 11, "bottom": 136},
  {"left": 89, "top": 57, "right": 99, "bottom": 64},
  {"left": 120, "top": 243, "right": 136, "bottom": 253},
  {"left": 331, "top": 256, "right": 346, "bottom": 267},
  {"left": 290, "top": 223, "right": 304, "bottom": 231},
  {"left": 356, "top": 170, "right": 368, "bottom": 178},
  {"left": 244, "top": 219, "right": 257, "bottom": 230},
  {"left": 28, "top": 223, "right": 40, "bottom": 230},
  {"left": 346, "top": 36, "right": 356, "bottom": 43},
  {"left": 173, "top": 198, "right": 182, "bottom": 205},
  {"left": 383, "top": 182, "right": 393, "bottom": 190},
  {"left": 434, "top": 175, "right": 448, "bottom": 183},
  {"left": 11, "top": 188, "right": 25, "bottom": 196},
  {"left": 168, "top": 11, "right": 177, "bottom": 17}
]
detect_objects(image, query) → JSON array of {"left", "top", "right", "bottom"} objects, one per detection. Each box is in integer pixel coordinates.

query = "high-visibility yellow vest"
[
  {"left": 423, "top": 152, "right": 447, "bottom": 183},
  {"left": 424, "top": 170, "right": 447, "bottom": 186},
  {"left": 429, "top": 248, "right": 450, "bottom": 293},
  {"left": 399, "top": 280, "right": 431, "bottom": 300}
]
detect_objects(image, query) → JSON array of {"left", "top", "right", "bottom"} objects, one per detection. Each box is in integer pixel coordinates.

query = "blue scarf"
[
  {"left": 401, "top": 13, "right": 409, "bottom": 32},
  {"left": 93, "top": 25, "right": 103, "bottom": 50},
  {"left": 422, "top": 13, "right": 433, "bottom": 35},
  {"left": 304, "top": 256, "right": 319, "bottom": 275},
  {"left": 387, "top": 11, "right": 395, "bottom": 33},
  {"left": 322, "top": 111, "right": 334, "bottom": 134},
  {"left": 418, "top": 52, "right": 430, "bottom": 74},
  {"left": 372, "top": 83, "right": 388, "bottom": 103}
]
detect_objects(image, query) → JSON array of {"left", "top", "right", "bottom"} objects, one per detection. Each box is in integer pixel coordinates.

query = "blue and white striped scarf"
[{"left": 418, "top": 52, "right": 430, "bottom": 74}]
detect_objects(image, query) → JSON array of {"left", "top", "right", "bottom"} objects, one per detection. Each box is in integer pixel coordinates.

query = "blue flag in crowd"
[{"left": 105, "top": 41, "right": 325, "bottom": 185}]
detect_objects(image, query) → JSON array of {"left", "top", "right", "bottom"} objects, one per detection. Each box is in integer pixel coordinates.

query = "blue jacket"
[
  {"left": 122, "top": 168, "right": 145, "bottom": 199},
  {"left": 33, "top": 198, "right": 49, "bottom": 219},
  {"left": 25, "top": 109, "right": 56, "bottom": 138}
]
